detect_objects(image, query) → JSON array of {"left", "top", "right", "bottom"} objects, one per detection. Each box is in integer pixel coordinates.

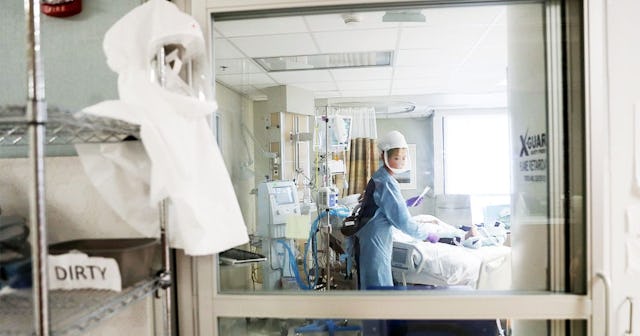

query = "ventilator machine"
[{"left": 257, "top": 180, "right": 301, "bottom": 290}]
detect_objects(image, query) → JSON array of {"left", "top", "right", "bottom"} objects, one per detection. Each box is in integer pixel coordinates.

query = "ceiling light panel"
[
  {"left": 214, "top": 17, "right": 308, "bottom": 37},
  {"left": 382, "top": 10, "right": 426, "bottom": 23},
  {"left": 230, "top": 33, "right": 318, "bottom": 58},
  {"left": 255, "top": 51, "right": 392, "bottom": 72},
  {"left": 216, "top": 73, "right": 276, "bottom": 86}
]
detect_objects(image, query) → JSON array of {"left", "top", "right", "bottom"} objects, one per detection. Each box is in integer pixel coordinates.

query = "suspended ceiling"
[{"left": 213, "top": 5, "right": 508, "bottom": 115}]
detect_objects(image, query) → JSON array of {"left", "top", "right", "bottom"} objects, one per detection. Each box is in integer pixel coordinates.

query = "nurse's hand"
[
  {"left": 425, "top": 232, "right": 439, "bottom": 243},
  {"left": 406, "top": 196, "right": 424, "bottom": 207}
]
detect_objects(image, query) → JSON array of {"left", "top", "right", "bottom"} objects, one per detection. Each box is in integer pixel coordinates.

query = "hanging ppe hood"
[
  {"left": 81, "top": 0, "right": 249, "bottom": 256},
  {"left": 103, "top": 0, "right": 203, "bottom": 74},
  {"left": 103, "top": 0, "right": 213, "bottom": 103}
]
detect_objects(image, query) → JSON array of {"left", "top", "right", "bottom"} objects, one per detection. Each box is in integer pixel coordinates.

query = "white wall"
[
  {"left": 0, "top": 0, "right": 140, "bottom": 111},
  {"left": 605, "top": 0, "right": 640, "bottom": 333}
]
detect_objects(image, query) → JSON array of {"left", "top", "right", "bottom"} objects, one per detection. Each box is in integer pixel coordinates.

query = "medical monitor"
[
  {"left": 273, "top": 186, "right": 295, "bottom": 205},
  {"left": 391, "top": 246, "right": 409, "bottom": 269},
  {"left": 256, "top": 180, "right": 300, "bottom": 238}
]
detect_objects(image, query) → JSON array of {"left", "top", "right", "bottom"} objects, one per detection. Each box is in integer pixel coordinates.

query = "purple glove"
[
  {"left": 425, "top": 232, "right": 439, "bottom": 243},
  {"left": 406, "top": 196, "right": 424, "bottom": 207}
]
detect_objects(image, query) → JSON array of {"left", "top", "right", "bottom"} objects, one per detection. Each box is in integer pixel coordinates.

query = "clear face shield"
[
  {"left": 383, "top": 148, "right": 411, "bottom": 175},
  {"left": 155, "top": 43, "right": 213, "bottom": 102}
]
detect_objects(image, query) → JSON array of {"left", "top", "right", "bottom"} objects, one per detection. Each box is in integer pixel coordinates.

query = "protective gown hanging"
[{"left": 82, "top": 0, "right": 248, "bottom": 255}]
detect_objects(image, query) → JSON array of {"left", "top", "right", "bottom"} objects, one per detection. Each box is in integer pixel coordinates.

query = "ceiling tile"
[
  {"left": 289, "top": 82, "right": 338, "bottom": 91},
  {"left": 395, "top": 49, "right": 465, "bottom": 67},
  {"left": 391, "top": 87, "right": 443, "bottom": 96},
  {"left": 214, "top": 38, "right": 245, "bottom": 59},
  {"left": 214, "top": 17, "right": 308, "bottom": 37},
  {"left": 216, "top": 73, "right": 276, "bottom": 86},
  {"left": 331, "top": 67, "right": 393, "bottom": 81},
  {"left": 314, "top": 91, "right": 343, "bottom": 98},
  {"left": 215, "top": 58, "right": 264, "bottom": 75},
  {"left": 392, "top": 78, "right": 441, "bottom": 91},
  {"left": 393, "top": 66, "right": 450, "bottom": 79},
  {"left": 314, "top": 29, "right": 397, "bottom": 53},
  {"left": 212, "top": 4, "right": 512, "bottom": 106},
  {"left": 480, "top": 25, "right": 507, "bottom": 46},
  {"left": 340, "top": 89, "right": 391, "bottom": 98},
  {"left": 304, "top": 11, "right": 399, "bottom": 31},
  {"left": 420, "top": 6, "right": 505, "bottom": 26},
  {"left": 399, "top": 25, "right": 486, "bottom": 50},
  {"left": 269, "top": 70, "right": 333, "bottom": 83},
  {"left": 223, "top": 84, "right": 262, "bottom": 95},
  {"left": 337, "top": 80, "right": 390, "bottom": 91},
  {"left": 447, "top": 72, "right": 506, "bottom": 92},
  {"left": 229, "top": 34, "right": 318, "bottom": 58},
  {"left": 470, "top": 45, "right": 507, "bottom": 62}
]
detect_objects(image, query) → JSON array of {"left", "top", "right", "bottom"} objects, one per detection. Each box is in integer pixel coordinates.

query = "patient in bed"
[
  {"left": 391, "top": 216, "right": 511, "bottom": 289},
  {"left": 412, "top": 215, "right": 481, "bottom": 248}
]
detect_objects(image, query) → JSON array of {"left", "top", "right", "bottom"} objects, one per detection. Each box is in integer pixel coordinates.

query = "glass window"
[
  {"left": 209, "top": 0, "right": 586, "bottom": 326},
  {"left": 439, "top": 112, "right": 511, "bottom": 224}
]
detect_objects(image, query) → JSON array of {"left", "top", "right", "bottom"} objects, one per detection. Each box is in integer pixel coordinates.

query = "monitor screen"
[
  {"left": 391, "top": 247, "right": 408, "bottom": 268},
  {"left": 273, "top": 186, "right": 295, "bottom": 205}
]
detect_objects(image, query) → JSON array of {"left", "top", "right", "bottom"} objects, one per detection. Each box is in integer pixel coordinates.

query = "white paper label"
[{"left": 48, "top": 252, "right": 122, "bottom": 291}]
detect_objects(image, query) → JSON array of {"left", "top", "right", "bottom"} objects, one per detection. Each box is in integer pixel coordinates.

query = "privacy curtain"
[{"left": 336, "top": 107, "right": 379, "bottom": 196}]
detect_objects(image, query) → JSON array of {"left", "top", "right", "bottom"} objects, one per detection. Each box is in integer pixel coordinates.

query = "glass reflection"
[{"left": 214, "top": 1, "right": 583, "bottom": 295}]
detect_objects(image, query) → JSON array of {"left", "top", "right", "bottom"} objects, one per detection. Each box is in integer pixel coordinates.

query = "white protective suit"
[{"left": 82, "top": 0, "right": 249, "bottom": 255}]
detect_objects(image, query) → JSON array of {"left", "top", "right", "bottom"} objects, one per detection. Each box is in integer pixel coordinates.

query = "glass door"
[{"left": 181, "top": 0, "right": 590, "bottom": 335}]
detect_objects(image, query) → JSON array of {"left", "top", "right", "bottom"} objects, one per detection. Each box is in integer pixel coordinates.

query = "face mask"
[{"left": 384, "top": 151, "right": 411, "bottom": 174}]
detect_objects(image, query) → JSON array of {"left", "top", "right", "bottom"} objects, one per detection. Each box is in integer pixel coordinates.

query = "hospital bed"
[{"left": 391, "top": 227, "right": 511, "bottom": 290}]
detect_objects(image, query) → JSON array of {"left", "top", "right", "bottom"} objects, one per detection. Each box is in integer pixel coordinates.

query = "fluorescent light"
[
  {"left": 382, "top": 10, "right": 426, "bottom": 23},
  {"left": 254, "top": 51, "right": 393, "bottom": 72}
]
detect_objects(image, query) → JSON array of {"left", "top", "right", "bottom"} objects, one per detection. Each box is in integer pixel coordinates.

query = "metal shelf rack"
[
  {"left": 0, "top": 105, "right": 140, "bottom": 146},
  {"left": 0, "top": 279, "right": 159, "bottom": 336},
  {"left": 0, "top": 1, "right": 173, "bottom": 335}
]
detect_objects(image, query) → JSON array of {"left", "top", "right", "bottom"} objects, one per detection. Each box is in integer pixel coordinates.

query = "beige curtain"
[{"left": 346, "top": 137, "right": 378, "bottom": 196}]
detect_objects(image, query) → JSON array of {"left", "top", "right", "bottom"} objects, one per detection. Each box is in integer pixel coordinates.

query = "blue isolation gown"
[{"left": 356, "top": 166, "right": 431, "bottom": 289}]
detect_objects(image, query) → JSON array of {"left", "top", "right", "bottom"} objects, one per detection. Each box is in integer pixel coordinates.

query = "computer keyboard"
[{"left": 219, "top": 248, "right": 266, "bottom": 265}]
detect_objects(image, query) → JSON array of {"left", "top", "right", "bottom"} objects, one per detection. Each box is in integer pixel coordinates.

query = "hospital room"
[
  {"left": 211, "top": 3, "right": 561, "bottom": 335},
  {"left": 213, "top": 5, "right": 533, "bottom": 289},
  {"left": 0, "top": 1, "right": 588, "bottom": 336}
]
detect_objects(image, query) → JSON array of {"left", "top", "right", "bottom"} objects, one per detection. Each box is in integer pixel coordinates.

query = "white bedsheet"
[{"left": 391, "top": 227, "right": 511, "bottom": 289}]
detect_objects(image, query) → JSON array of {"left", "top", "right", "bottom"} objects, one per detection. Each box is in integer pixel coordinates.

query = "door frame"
[{"left": 179, "top": 0, "right": 609, "bottom": 334}]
